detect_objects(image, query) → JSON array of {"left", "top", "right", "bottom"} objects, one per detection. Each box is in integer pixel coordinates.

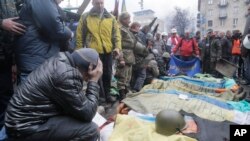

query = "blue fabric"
[
  {"left": 0, "top": 127, "right": 7, "bottom": 140},
  {"left": 224, "top": 79, "right": 236, "bottom": 89},
  {"left": 143, "top": 89, "right": 234, "bottom": 110},
  {"left": 161, "top": 76, "right": 224, "bottom": 88},
  {"left": 168, "top": 56, "right": 201, "bottom": 77},
  {"left": 227, "top": 100, "right": 250, "bottom": 112},
  {"left": 160, "top": 76, "right": 236, "bottom": 89}
]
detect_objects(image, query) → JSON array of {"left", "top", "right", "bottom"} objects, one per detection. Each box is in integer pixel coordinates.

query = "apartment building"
[{"left": 197, "top": 0, "right": 249, "bottom": 35}]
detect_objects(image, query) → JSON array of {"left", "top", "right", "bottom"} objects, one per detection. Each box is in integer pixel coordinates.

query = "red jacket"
[{"left": 173, "top": 38, "right": 200, "bottom": 57}]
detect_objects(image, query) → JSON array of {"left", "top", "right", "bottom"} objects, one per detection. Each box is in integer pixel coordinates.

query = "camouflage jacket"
[{"left": 120, "top": 25, "right": 136, "bottom": 65}]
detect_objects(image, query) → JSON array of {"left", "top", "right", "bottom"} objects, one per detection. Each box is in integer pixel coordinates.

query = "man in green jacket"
[
  {"left": 116, "top": 12, "right": 135, "bottom": 100},
  {"left": 76, "top": 0, "right": 121, "bottom": 103}
]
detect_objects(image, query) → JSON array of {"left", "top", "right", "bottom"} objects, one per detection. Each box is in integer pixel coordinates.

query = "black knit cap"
[{"left": 71, "top": 48, "right": 99, "bottom": 71}]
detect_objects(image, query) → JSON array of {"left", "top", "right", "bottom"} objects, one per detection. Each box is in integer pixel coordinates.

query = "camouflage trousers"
[{"left": 116, "top": 64, "right": 132, "bottom": 90}]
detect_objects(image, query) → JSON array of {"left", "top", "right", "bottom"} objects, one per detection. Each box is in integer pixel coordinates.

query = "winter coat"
[
  {"left": 153, "top": 39, "right": 165, "bottom": 56},
  {"left": 167, "top": 36, "right": 179, "bottom": 52},
  {"left": 120, "top": 25, "right": 136, "bottom": 65},
  {"left": 220, "top": 37, "right": 232, "bottom": 59},
  {"left": 137, "top": 30, "right": 148, "bottom": 45},
  {"left": 210, "top": 37, "right": 222, "bottom": 58},
  {"left": 15, "top": 0, "right": 72, "bottom": 74},
  {"left": 76, "top": 8, "right": 121, "bottom": 54},
  {"left": 5, "top": 52, "right": 100, "bottom": 137},
  {"left": 173, "top": 38, "right": 200, "bottom": 57}
]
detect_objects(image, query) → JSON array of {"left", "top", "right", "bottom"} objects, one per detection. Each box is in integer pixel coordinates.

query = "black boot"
[
  {"left": 106, "top": 95, "right": 117, "bottom": 103},
  {"left": 119, "top": 89, "right": 126, "bottom": 101}
]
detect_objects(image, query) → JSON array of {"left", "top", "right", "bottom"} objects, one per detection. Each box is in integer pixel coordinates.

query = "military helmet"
[
  {"left": 243, "top": 34, "right": 250, "bottom": 49},
  {"left": 161, "top": 32, "right": 168, "bottom": 36},
  {"left": 152, "top": 49, "right": 159, "bottom": 55},
  {"left": 155, "top": 110, "right": 186, "bottom": 136},
  {"left": 207, "top": 29, "right": 213, "bottom": 34},
  {"left": 171, "top": 28, "right": 177, "bottom": 33},
  {"left": 162, "top": 52, "right": 170, "bottom": 59},
  {"left": 146, "top": 33, "right": 154, "bottom": 40}
]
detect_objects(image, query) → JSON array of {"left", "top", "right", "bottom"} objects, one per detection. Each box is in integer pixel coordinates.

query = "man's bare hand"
[
  {"left": 116, "top": 103, "right": 130, "bottom": 114},
  {"left": 2, "top": 17, "right": 26, "bottom": 35},
  {"left": 88, "top": 59, "right": 103, "bottom": 82},
  {"left": 113, "top": 48, "right": 120, "bottom": 59}
]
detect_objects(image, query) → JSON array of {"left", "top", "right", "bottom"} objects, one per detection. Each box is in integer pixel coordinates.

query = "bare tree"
[{"left": 168, "top": 7, "right": 192, "bottom": 36}]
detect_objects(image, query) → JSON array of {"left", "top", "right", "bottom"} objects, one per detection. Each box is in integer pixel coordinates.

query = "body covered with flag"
[{"left": 168, "top": 56, "right": 201, "bottom": 77}]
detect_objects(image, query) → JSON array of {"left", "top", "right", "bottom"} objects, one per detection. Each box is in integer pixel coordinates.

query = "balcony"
[
  {"left": 218, "top": 1, "right": 228, "bottom": 7},
  {"left": 219, "top": 13, "right": 227, "bottom": 19}
]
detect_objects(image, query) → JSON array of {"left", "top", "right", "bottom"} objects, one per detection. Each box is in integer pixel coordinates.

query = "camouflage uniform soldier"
[
  {"left": 210, "top": 32, "right": 222, "bottom": 77},
  {"left": 129, "top": 22, "right": 149, "bottom": 92},
  {"left": 116, "top": 12, "right": 135, "bottom": 100}
]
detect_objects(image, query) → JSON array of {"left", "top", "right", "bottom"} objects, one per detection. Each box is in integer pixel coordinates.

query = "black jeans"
[
  {"left": 7, "top": 116, "right": 99, "bottom": 141},
  {"left": 0, "top": 63, "right": 13, "bottom": 129},
  {"left": 99, "top": 53, "right": 113, "bottom": 99}
]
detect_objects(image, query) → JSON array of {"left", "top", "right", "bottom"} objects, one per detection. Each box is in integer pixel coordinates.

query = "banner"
[{"left": 168, "top": 56, "right": 201, "bottom": 77}]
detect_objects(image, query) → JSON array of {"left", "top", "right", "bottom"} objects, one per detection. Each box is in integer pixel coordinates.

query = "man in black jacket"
[{"left": 5, "top": 48, "right": 102, "bottom": 141}]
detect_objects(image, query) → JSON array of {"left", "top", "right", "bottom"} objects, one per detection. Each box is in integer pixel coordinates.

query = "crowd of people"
[{"left": 1, "top": 0, "right": 250, "bottom": 140}]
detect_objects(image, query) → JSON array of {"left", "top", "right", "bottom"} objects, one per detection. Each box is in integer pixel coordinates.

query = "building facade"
[
  {"left": 133, "top": 9, "right": 165, "bottom": 33},
  {"left": 198, "top": 0, "right": 249, "bottom": 36}
]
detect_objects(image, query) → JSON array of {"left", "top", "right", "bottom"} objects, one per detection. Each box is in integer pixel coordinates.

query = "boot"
[
  {"left": 119, "top": 89, "right": 126, "bottom": 101},
  {"left": 106, "top": 95, "right": 117, "bottom": 103}
]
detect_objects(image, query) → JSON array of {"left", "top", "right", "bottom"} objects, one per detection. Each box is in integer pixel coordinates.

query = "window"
[
  {"left": 208, "top": 0, "right": 213, "bottom": 4},
  {"left": 208, "top": 9, "right": 213, "bottom": 17},
  {"left": 233, "top": 6, "right": 239, "bottom": 15},
  {"left": 208, "top": 20, "right": 213, "bottom": 27},
  {"left": 220, "top": 19, "right": 225, "bottom": 26},
  {"left": 233, "top": 18, "right": 238, "bottom": 27}
]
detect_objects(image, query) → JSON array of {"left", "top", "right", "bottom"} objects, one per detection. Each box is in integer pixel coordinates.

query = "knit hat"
[{"left": 71, "top": 48, "right": 99, "bottom": 71}]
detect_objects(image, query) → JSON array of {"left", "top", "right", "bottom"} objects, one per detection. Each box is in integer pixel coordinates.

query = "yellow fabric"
[
  {"left": 109, "top": 114, "right": 197, "bottom": 141},
  {"left": 76, "top": 13, "right": 121, "bottom": 54}
]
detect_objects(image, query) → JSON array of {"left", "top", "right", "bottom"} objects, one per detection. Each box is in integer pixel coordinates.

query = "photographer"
[{"left": 5, "top": 48, "right": 102, "bottom": 141}]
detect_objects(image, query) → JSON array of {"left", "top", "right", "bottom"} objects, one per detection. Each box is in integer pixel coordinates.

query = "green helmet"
[
  {"left": 162, "top": 52, "right": 170, "bottom": 59},
  {"left": 155, "top": 110, "right": 186, "bottom": 136}
]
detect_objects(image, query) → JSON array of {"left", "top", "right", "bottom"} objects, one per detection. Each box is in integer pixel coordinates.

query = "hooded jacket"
[
  {"left": 76, "top": 8, "right": 121, "bottom": 54},
  {"left": 5, "top": 52, "right": 99, "bottom": 137},
  {"left": 15, "top": 0, "right": 72, "bottom": 74}
]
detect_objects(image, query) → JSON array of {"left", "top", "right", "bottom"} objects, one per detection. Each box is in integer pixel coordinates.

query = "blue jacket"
[{"left": 15, "top": 0, "right": 72, "bottom": 74}]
